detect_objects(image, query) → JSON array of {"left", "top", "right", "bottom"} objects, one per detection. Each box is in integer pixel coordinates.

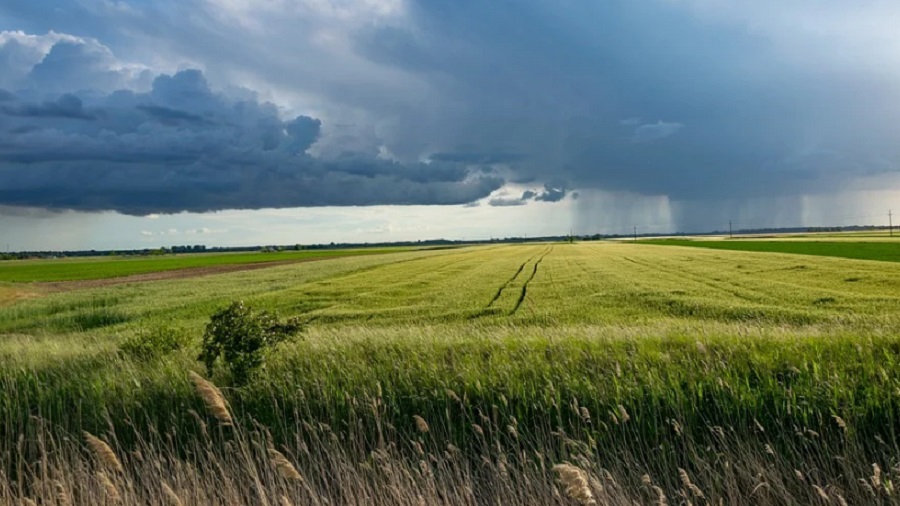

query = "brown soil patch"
[
  {"left": 38, "top": 257, "right": 332, "bottom": 292},
  {"left": 0, "top": 286, "right": 43, "bottom": 306}
]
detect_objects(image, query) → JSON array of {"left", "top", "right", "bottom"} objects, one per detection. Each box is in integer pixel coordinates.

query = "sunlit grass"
[{"left": 3, "top": 242, "right": 900, "bottom": 503}]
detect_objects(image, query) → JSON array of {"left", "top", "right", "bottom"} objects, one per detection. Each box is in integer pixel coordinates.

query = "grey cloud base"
[{"left": 0, "top": 69, "right": 502, "bottom": 214}]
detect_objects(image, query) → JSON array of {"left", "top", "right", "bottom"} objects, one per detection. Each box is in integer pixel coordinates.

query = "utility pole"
[
  {"left": 633, "top": 226, "right": 637, "bottom": 243},
  {"left": 890, "top": 210, "right": 893, "bottom": 237},
  {"left": 729, "top": 220, "right": 733, "bottom": 239}
]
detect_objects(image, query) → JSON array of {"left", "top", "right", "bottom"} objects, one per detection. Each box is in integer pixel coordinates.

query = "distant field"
[
  {"left": 643, "top": 238, "right": 900, "bottom": 262},
  {"left": 5, "top": 243, "right": 900, "bottom": 504},
  {"left": 0, "top": 247, "right": 413, "bottom": 282}
]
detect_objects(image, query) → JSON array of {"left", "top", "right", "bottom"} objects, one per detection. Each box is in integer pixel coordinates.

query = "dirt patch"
[
  {"left": 38, "top": 257, "right": 332, "bottom": 292},
  {"left": 0, "top": 286, "right": 43, "bottom": 306}
]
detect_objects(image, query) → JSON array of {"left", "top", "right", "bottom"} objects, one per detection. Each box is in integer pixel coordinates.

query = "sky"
[{"left": 1, "top": 1, "right": 900, "bottom": 250}]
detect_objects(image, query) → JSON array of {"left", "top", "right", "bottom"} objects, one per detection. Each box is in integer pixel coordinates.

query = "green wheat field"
[{"left": 3, "top": 239, "right": 900, "bottom": 504}]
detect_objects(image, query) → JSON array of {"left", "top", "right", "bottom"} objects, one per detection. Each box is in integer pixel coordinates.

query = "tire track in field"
[
  {"left": 485, "top": 253, "right": 538, "bottom": 307},
  {"left": 468, "top": 252, "right": 539, "bottom": 319},
  {"left": 468, "top": 246, "right": 546, "bottom": 318},
  {"left": 509, "top": 246, "right": 553, "bottom": 315}
]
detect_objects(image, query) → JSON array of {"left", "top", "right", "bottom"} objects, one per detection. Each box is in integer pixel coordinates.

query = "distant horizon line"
[{"left": 2, "top": 224, "right": 893, "bottom": 257}]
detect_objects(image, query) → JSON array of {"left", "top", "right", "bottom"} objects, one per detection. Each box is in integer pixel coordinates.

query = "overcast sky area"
[{"left": 2, "top": 1, "right": 900, "bottom": 250}]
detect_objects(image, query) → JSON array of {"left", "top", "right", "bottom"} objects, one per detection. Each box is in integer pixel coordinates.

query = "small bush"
[
  {"left": 199, "top": 301, "right": 302, "bottom": 385},
  {"left": 120, "top": 327, "right": 190, "bottom": 361}
]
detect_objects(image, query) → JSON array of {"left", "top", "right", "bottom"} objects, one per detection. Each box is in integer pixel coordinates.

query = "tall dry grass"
[{"left": 3, "top": 372, "right": 900, "bottom": 505}]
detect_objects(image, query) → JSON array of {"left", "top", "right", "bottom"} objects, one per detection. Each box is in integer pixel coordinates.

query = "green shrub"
[
  {"left": 120, "top": 327, "right": 190, "bottom": 361},
  {"left": 199, "top": 301, "right": 302, "bottom": 385}
]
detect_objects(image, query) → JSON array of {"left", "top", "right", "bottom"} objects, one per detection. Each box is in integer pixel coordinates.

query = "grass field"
[
  {"left": 643, "top": 237, "right": 900, "bottom": 263},
  {"left": 3, "top": 242, "right": 900, "bottom": 504},
  {"left": 0, "top": 247, "right": 414, "bottom": 283}
]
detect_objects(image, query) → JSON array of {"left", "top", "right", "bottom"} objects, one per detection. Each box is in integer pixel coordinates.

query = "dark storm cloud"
[
  {"left": 3, "top": 1, "right": 900, "bottom": 224},
  {"left": 429, "top": 152, "right": 524, "bottom": 164},
  {"left": 351, "top": 0, "right": 900, "bottom": 223},
  {"left": 488, "top": 197, "right": 526, "bottom": 207},
  {"left": 2, "top": 94, "right": 96, "bottom": 119},
  {"left": 136, "top": 104, "right": 204, "bottom": 124},
  {"left": 0, "top": 59, "right": 503, "bottom": 214},
  {"left": 533, "top": 185, "right": 567, "bottom": 203}
]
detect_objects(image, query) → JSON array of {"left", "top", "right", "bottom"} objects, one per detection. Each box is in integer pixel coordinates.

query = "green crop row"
[
  {"left": 643, "top": 238, "right": 900, "bottom": 263},
  {"left": 0, "top": 246, "right": 416, "bottom": 282}
]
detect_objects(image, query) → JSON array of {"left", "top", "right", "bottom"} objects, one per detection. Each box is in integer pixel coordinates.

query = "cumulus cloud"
[
  {"left": 487, "top": 184, "right": 570, "bottom": 207},
  {"left": 0, "top": 38, "right": 503, "bottom": 214},
  {"left": 0, "top": 31, "right": 149, "bottom": 93}
]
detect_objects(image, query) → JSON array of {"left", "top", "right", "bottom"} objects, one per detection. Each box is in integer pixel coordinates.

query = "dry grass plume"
[
  {"left": 189, "top": 371, "right": 233, "bottom": 426},
  {"left": 84, "top": 432, "right": 123, "bottom": 473}
]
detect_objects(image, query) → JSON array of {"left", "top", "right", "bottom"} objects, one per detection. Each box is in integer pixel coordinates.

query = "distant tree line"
[{"left": 0, "top": 224, "right": 891, "bottom": 260}]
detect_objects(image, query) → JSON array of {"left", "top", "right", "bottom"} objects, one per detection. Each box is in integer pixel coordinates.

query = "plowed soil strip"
[{"left": 38, "top": 257, "right": 336, "bottom": 292}]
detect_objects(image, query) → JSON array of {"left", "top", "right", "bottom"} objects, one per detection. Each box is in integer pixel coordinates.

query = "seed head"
[
  {"left": 54, "top": 481, "right": 71, "bottom": 506},
  {"left": 268, "top": 448, "right": 303, "bottom": 481},
  {"left": 83, "top": 432, "right": 123, "bottom": 473},
  {"left": 872, "top": 463, "right": 882, "bottom": 489},
  {"left": 553, "top": 464, "right": 597, "bottom": 506},
  {"left": 97, "top": 472, "right": 121, "bottom": 502},
  {"left": 652, "top": 485, "right": 667, "bottom": 505},
  {"left": 162, "top": 482, "right": 183, "bottom": 506},
  {"left": 189, "top": 371, "right": 233, "bottom": 426},
  {"left": 678, "top": 468, "right": 705, "bottom": 499}
]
